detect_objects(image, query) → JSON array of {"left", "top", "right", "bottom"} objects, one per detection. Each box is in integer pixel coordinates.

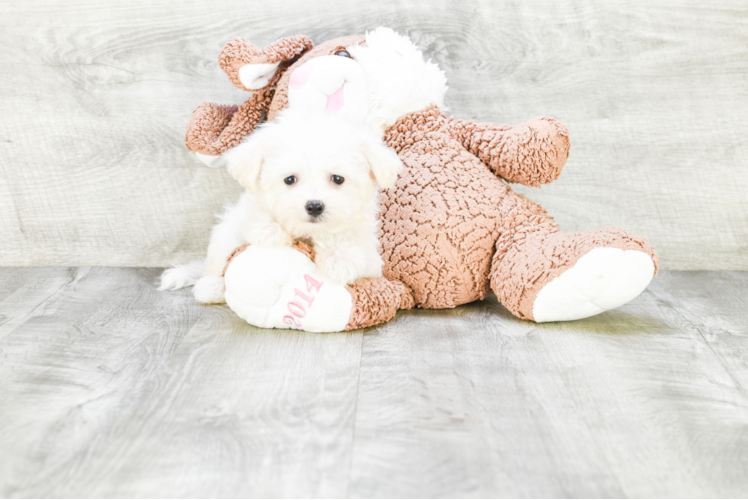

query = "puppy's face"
[
  {"left": 225, "top": 111, "right": 403, "bottom": 239},
  {"left": 257, "top": 143, "right": 379, "bottom": 237}
]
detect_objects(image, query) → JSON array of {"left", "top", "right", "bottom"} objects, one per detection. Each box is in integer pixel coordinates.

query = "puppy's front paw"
[
  {"left": 248, "top": 221, "right": 293, "bottom": 248},
  {"left": 194, "top": 276, "right": 226, "bottom": 304},
  {"left": 317, "top": 249, "right": 362, "bottom": 285}
]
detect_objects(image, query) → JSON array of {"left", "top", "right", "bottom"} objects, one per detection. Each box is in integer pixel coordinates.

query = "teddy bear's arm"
[
  {"left": 184, "top": 35, "right": 315, "bottom": 159},
  {"left": 446, "top": 116, "right": 570, "bottom": 187},
  {"left": 185, "top": 89, "right": 275, "bottom": 157}
]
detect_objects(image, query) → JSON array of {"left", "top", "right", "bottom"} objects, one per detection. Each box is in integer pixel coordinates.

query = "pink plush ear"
[{"left": 219, "top": 35, "right": 314, "bottom": 91}]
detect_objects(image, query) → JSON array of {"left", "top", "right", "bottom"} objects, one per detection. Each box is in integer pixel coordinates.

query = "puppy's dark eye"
[
  {"left": 284, "top": 176, "right": 297, "bottom": 185},
  {"left": 335, "top": 50, "right": 352, "bottom": 58},
  {"left": 331, "top": 175, "right": 344, "bottom": 185}
]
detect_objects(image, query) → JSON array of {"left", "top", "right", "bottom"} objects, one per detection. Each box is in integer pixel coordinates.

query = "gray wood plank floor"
[{"left": 1, "top": 268, "right": 746, "bottom": 497}]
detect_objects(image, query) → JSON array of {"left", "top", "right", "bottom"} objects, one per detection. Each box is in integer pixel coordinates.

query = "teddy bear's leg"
[
  {"left": 344, "top": 277, "right": 414, "bottom": 331},
  {"left": 446, "top": 116, "right": 570, "bottom": 187},
  {"left": 489, "top": 192, "right": 658, "bottom": 322},
  {"left": 223, "top": 242, "right": 413, "bottom": 332}
]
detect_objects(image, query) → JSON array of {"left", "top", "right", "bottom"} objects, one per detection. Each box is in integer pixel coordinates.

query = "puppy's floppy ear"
[
  {"left": 362, "top": 138, "right": 403, "bottom": 189},
  {"left": 224, "top": 130, "right": 271, "bottom": 191}
]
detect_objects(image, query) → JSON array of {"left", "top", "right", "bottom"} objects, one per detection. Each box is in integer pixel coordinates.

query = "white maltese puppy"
[{"left": 163, "top": 109, "right": 403, "bottom": 304}]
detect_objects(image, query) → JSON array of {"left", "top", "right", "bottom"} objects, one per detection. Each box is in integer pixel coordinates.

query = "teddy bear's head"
[
  {"left": 223, "top": 28, "right": 448, "bottom": 133},
  {"left": 219, "top": 34, "right": 365, "bottom": 116}
]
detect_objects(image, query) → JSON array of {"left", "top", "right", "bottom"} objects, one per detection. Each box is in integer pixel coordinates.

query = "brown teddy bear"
[
  {"left": 185, "top": 34, "right": 364, "bottom": 165},
  {"left": 175, "top": 28, "right": 658, "bottom": 332}
]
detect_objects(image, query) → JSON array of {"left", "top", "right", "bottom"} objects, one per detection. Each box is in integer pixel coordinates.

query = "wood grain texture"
[
  {"left": 0, "top": 267, "right": 363, "bottom": 498},
  {"left": 0, "top": 267, "right": 74, "bottom": 332},
  {"left": 0, "top": 267, "right": 204, "bottom": 497},
  {"left": 56, "top": 308, "right": 364, "bottom": 499},
  {"left": 0, "top": 0, "right": 746, "bottom": 268},
  {"left": 348, "top": 271, "right": 748, "bottom": 497},
  {"left": 1, "top": 268, "right": 747, "bottom": 497}
]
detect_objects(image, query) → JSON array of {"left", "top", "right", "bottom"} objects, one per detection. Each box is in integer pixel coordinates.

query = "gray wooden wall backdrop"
[{"left": 1, "top": 0, "right": 746, "bottom": 269}]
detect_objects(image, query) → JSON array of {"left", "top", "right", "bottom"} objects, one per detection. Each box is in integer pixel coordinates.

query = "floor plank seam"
[
  {"left": 680, "top": 318, "right": 748, "bottom": 398},
  {"left": 649, "top": 285, "right": 748, "bottom": 399},
  {"left": 0, "top": 268, "right": 76, "bottom": 340},
  {"left": 535, "top": 321, "right": 629, "bottom": 496},
  {"left": 345, "top": 327, "right": 367, "bottom": 498}
]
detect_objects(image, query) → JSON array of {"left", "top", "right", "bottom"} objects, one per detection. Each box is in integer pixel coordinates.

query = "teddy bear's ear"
[
  {"left": 362, "top": 137, "right": 403, "bottom": 189},
  {"left": 219, "top": 35, "right": 314, "bottom": 92},
  {"left": 238, "top": 63, "right": 281, "bottom": 90},
  {"left": 224, "top": 129, "right": 273, "bottom": 191}
]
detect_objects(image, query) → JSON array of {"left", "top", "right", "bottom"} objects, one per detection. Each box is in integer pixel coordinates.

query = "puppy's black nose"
[{"left": 305, "top": 200, "right": 325, "bottom": 217}]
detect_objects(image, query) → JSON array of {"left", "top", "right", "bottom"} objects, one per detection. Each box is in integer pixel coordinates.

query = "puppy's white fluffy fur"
[
  {"left": 159, "top": 27, "right": 439, "bottom": 300},
  {"left": 186, "top": 109, "right": 402, "bottom": 304}
]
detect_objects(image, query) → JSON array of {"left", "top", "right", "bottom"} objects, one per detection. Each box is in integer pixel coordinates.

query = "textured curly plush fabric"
[
  {"left": 345, "top": 277, "right": 414, "bottom": 331},
  {"left": 266, "top": 36, "right": 366, "bottom": 121},
  {"left": 379, "top": 105, "right": 656, "bottom": 319},
  {"left": 186, "top": 35, "right": 364, "bottom": 156},
  {"left": 219, "top": 35, "right": 314, "bottom": 91},
  {"left": 446, "top": 116, "right": 570, "bottom": 187},
  {"left": 380, "top": 105, "right": 505, "bottom": 308},
  {"left": 186, "top": 89, "right": 274, "bottom": 156},
  {"left": 379, "top": 105, "right": 570, "bottom": 309},
  {"left": 491, "top": 227, "right": 659, "bottom": 320}
]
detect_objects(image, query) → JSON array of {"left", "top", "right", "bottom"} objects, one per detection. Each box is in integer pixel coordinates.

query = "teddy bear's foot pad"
[
  {"left": 532, "top": 247, "right": 655, "bottom": 322},
  {"left": 224, "top": 246, "right": 353, "bottom": 332}
]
